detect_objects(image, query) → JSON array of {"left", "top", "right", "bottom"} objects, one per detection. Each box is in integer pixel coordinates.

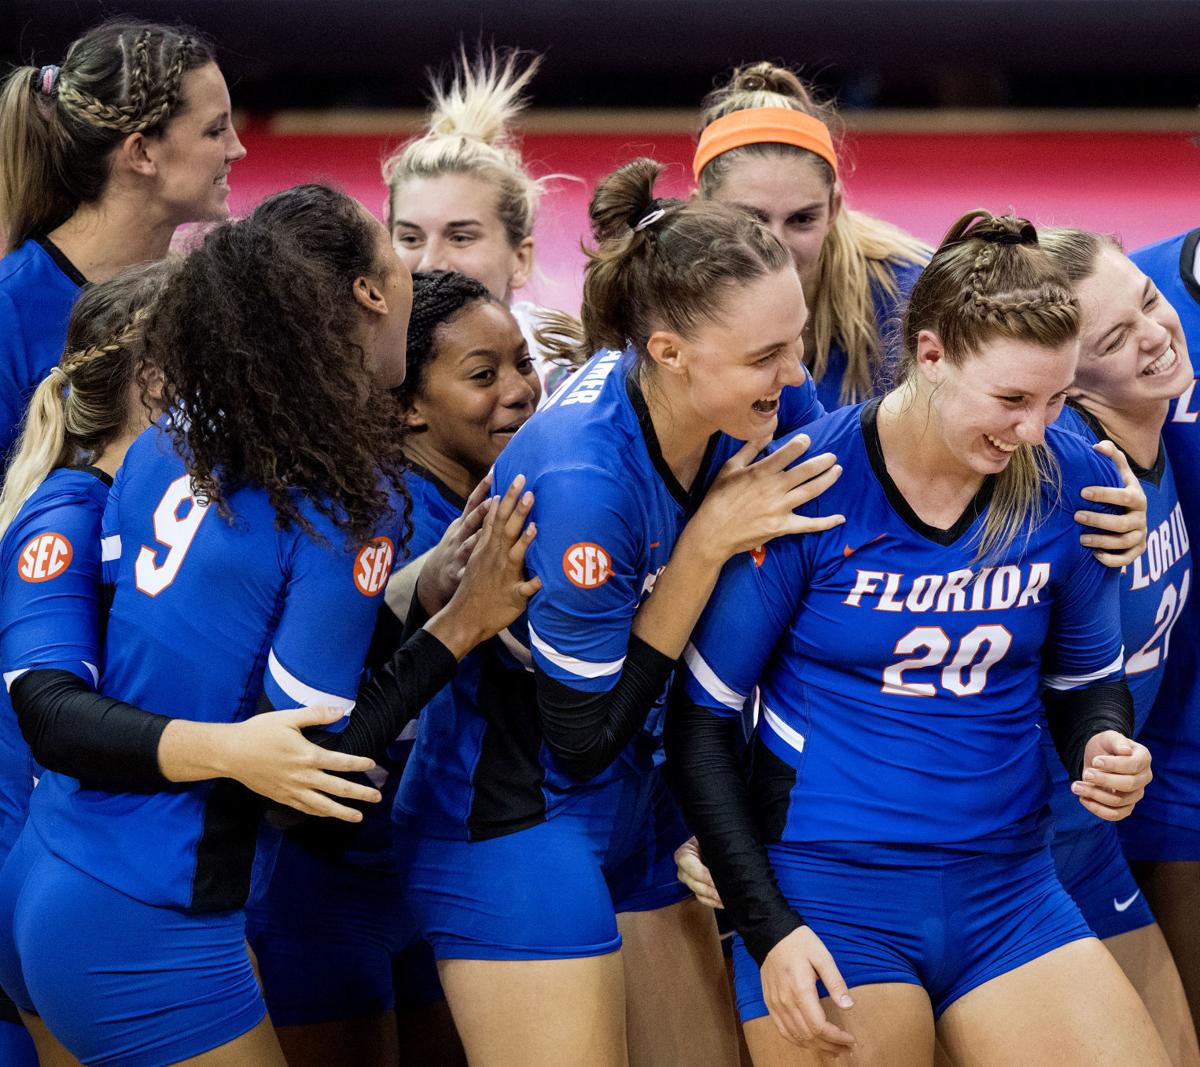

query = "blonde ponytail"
[{"left": 0, "top": 260, "right": 174, "bottom": 536}]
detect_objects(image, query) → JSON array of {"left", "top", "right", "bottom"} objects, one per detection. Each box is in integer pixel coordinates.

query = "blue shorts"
[
  {"left": 245, "top": 833, "right": 441, "bottom": 1026},
  {"left": 394, "top": 768, "right": 691, "bottom": 961},
  {"left": 0, "top": 824, "right": 264, "bottom": 1067},
  {"left": 732, "top": 841, "right": 1093, "bottom": 1022}
]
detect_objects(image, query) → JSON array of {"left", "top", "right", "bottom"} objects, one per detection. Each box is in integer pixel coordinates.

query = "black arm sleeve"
[
  {"left": 304, "top": 628, "right": 458, "bottom": 758},
  {"left": 534, "top": 634, "right": 676, "bottom": 782},
  {"left": 10, "top": 669, "right": 172, "bottom": 791},
  {"left": 664, "top": 685, "right": 804, "bottom": 966},
  {"left": 1043, "top": 679, "right": 1134, "bottom": 781}
]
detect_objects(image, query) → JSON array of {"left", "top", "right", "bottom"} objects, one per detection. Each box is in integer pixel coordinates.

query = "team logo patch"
[
  {"left": 563, "top": 541, "right": 612, "bottom": 589},
  {"left": 18, "top": 532, "right": 73, "bottom": 583},
  {"left": 354, "top": 536, "right": 395, "bottom": 596}
]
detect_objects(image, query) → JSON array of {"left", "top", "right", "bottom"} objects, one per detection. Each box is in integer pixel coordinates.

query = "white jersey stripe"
[
  {"left": 683, "top": 642, "right": 746, "bottom": 711},
  {"left": 267, "top": 649, "right": 355, "bottom": 711},
  {"left": 3, "top": 668, "right": 28, "bottom": 692},
  {"left": 101, "top": 535, "right": 122, "bottom": 562},
  {"left": 762, "top": 704, "right": 806, "bottom": 755},
  {"left": 4, "top": 661, "right": 97, "bottom": 690},
  {"left": 527, "top": 623, "right": 625, "bottom": 680},
  {"left": 1043, "top": 649, "right": 1125, "bottom": 691}
]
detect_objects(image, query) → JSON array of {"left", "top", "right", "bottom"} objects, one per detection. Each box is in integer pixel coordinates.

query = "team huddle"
[{"left": 0, "top": 16, "right": 1198, "bottom": 1067}]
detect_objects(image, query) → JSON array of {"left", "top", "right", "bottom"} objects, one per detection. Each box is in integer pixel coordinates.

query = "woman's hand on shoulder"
[
  {"left": 1076, "top": 441, "right": 1147, "bottom": 568},
  {"left": 761, "top": 925, "right": 857, "bottom": 1055},
  {"left": 428, "top": 474, "right": 540, "bottom": 658},
  {"left": 695, "top": 434, "right": 845, "bottom": 563}
]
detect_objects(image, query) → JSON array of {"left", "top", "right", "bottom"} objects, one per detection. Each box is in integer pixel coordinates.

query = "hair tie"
[
  {"left": 693, "top": 107, "right": 838, "bottom": 180},
  {"left": 633, "top": 199, "right": 670, "bottom": 233},
  {"left": 38, "top": 65, "right": 60, "bottom": 96},
  {"left": 978, "top": 222, "right": 1037, "bottom": 246}
]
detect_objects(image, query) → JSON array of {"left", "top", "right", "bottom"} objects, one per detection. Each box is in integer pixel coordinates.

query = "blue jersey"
[
  {"left": 814, "top": 257, "right": 924, "bottom": 411},
  {"left": 28, "top": 424, "right": 401, "bottom": 912},
  {"left": 0, "top": 467, "right": 109, "bottom": 864},
  {"left": 396, "top": 346, "right": 824, "bottom": 840},
  {"left": 682, "top": 401, "right": 1125, "bottom": 849},
  {"left": 0, "top": 238, "right": 85, "bottom": 465},
  {"left": 1130, "top": 230, "right": 1200, "bottom": 830}
]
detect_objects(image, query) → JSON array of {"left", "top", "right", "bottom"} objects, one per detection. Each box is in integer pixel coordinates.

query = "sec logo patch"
[
  {"left": 354, "top": 536, "right": 395, "bottom": 596},
  {"left": 563, "top": 542, "right": 611, "bottom": 589},
  {"left": 18, "top": 532, "right": 73, "bottom": 583}
]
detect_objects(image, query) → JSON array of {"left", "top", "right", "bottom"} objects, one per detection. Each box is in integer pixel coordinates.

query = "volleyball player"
[
  {"left": 1128, "top": 226, "right": 1200, "bottom": 1039},
  {"left": 245, "top": 269, "right": 539, "bottom": 1066},
  {"left": 1038, "top": 228, "right": 1199, "bottom": 1062},
  {"left": 0, "top": 185, "right": 536, "bottom": 1065},
  {"left": 694, "top": 61, "right": 929, "bottom": 410},
  {"left": 389, "top": 155, "right": 849, "bottom": 1067},
  {"left": 382, "top": 47, "right": 578, "bottom": 401},
  {"left": 0, "top": 19, "right": 245, "bottom": 463},
  {"left": 669, "top": 211, "right": 1167, "bottom": 1066}
]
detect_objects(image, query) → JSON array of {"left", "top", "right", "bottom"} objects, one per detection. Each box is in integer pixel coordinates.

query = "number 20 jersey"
[
  {"left": 682, "top": 401, "right": 1125, "bottom": 849},
  {"left": 29, "top": 425, "right": 399, "bottom": 912}
]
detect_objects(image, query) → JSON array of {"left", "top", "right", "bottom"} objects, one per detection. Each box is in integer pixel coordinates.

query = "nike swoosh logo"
[
  {"left": 1113, "top": 890, "right": 1141, "bottom": 912},
  {"left": 843, "top": 534, "right": 886, "bottom": 558}
]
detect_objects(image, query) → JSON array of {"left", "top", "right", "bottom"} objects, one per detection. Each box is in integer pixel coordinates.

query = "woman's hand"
[
  {"left": 217, "top": 705, "right": 382, "bottom": 820},
  {"left": 693, "top": 434, "right": 845, "bottom": 563},
  {"left": 761, "top": 926, "right": 856, "bottom": 1055},
  {"left": 1076, "top": 441, "right": 1148, "bottom": 568},
  {"left": 429, "top": 474, "right": 541, "bottom": 658},
  {"left": 1072, "top": 730, "right": 1153, "bottom": 821},
  {"left": 674, "top": 837, "right": 723, "bottom": 909},
  {"left": 416, "top": 473, "right": 494, "bottom": 615}
]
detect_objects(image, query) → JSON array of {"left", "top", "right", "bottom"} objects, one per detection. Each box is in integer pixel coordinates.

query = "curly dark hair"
[
  {"left": 144, "top": 183, "right": 411, "bottom": 548},
  {"left": 396, "top": 269, "right": 495, "bottom": 409}
]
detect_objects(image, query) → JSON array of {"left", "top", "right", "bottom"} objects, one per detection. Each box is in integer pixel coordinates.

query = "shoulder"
[
  {"left": 0, "top": 241, "right": 40, "bottom": 288},
  {"left": 1045, "top": 423, "right": 1120, "bottom": 500},
  {"left": 1131, "top": 230, "right": 1192, "bottom": 267},
  {"left": 770, "top": 402, "right": 863, "bottom": 459},
  {"left": 2, "top": 469, "right": 109, "bottom": 575},
  {"left": 1051, "top": 404, "right": 1101, "bottom": 445}
]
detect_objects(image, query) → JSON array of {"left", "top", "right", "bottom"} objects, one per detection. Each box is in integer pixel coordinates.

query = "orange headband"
[{"left": 692, "top": 107, "right": 838, "bottom": 181}]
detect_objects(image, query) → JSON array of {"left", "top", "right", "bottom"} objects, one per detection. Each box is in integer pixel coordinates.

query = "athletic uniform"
[
  {"left": 245, "top": 464, "right": 460, "bottom": 1027},
  {"left": 0, "top": 237, "right": 86, "bottom": 466},
  {"left": 394, "top": 346, "right": 824, "bottom": 960},
  {"left": 0, "top": 466, "right": 107, "bottom": 1065},
  {"left": 1045, "top": 404, "right": 1185, "bottom": 936},
  {"left": 811, "top": 258, "right": 924, "bottom": 411},
  {"left": 1124, "top": 230, "right": 1200, "bottom": 860},
  {"left": 0, "top": 422, "right": 399, "bottom": 1066},
  {"left": 680, "top": 401, "right": 1123, "bottom": 1019}
]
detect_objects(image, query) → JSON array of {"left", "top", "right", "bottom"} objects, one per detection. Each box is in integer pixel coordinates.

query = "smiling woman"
[{"left": 0, "top": 19, "right": 246, "bottom": 465}]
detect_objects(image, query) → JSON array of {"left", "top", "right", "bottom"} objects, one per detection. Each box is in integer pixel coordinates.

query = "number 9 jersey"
[
  {"left": 28, "top": 423, "right": 401, "bottom": 912},
  {"left": 681, "top": 400, "right": 1126, "bottom": 849}
]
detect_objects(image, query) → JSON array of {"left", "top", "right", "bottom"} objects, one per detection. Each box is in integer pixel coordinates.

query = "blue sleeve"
[
  {"left": 0, "top": 291, "right": 31, "bottom": 465},
  {"left": 1044, "top": 448, "right": 1126, "bottom": 691},
  {"left": 261, "top": 523, "right": 397, "bottom": 728},
  {"left": 681, "top": 536, "right": 809, "bottom": 717},
  {"left": 1, "top": 499, "right": 103, "bottom": 688},
  {"left": 100, "top": 461, "right": 126, "bottom": 587},
  {"left": 522, "top": 466, "right": 642, "bottom": 694},
  {"left": 775, "top": 366, "right": 825, "bottom": 436}
]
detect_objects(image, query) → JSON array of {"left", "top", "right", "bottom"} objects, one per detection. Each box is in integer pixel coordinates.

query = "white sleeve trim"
[
  {"left": 761, "top": 704, "right": 806, "bottom": 755},
  {"left": 3, "top": 668, "right": 28, "bottom": 692},
  {"left": 4, "top": 661, "right": 97, "bottom": 690},
  {"left": 683, "top": 642, "right": 746, "bottom": 711},
  {"left": 101, "top": 535, "right": 122, "bottom": 562},
  {"left": 267, "top": 648, "right": 355, "bottom": 711},
  {"left": 1043, "top": 649, "right": 1125, "bottom": 691},
  {"left": 527, "top": 622, "right": 625, "bottom": 680}
]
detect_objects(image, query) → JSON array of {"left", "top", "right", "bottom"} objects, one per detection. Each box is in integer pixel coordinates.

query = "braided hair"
[
  {"left": 897, "top": 209, "right": 1080, "bottom": 560},
  {"left": 0, "top": 259, "right": 177, "bottom": 534},
  {"left": 0, "top": 19, "right": 214, "bottom": 252},
  {"left": 397, "top": 269, "right": 496, "bottom": 408}
]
